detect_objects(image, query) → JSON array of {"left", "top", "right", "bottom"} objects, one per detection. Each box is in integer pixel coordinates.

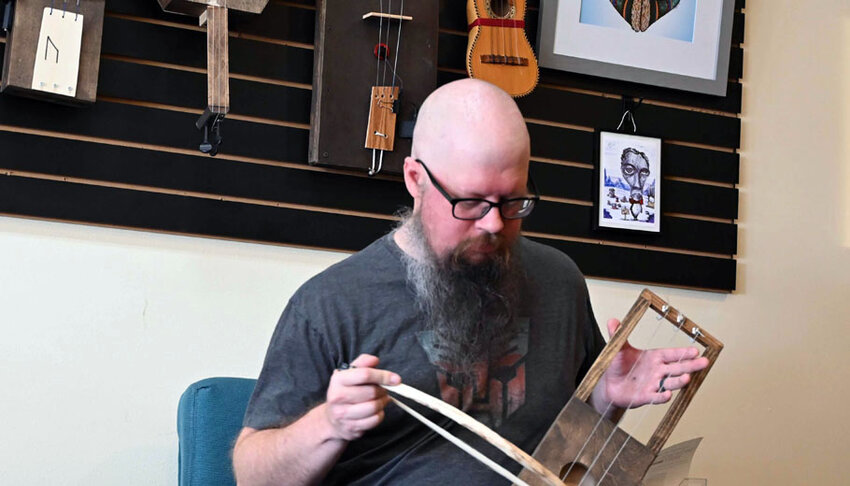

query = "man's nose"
[{"left": 476, "top": 206, "right": 505, "bottom": 234}]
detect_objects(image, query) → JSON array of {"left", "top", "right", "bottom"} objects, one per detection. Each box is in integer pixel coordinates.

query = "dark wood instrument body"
[
  {"left": 521, "top": 398, "right": 655, "bottom": 486},
  {"left": 310, "top": 0, "right": 439, "bottom": 175}
]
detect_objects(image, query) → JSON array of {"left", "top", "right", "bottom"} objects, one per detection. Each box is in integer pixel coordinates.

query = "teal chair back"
[{"left": 178, "top": 377, "right": 257, "bottom": 486}]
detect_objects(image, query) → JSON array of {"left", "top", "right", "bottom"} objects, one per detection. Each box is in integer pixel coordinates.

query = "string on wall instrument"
[
  {"left": 156, "top": 0, "right": 269, "bottom": 156},
  {"left": 466, "top": 0, "right": 539, "bottom": 97}
]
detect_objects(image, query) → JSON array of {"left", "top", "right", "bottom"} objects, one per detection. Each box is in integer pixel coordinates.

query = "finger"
[
  {"left": 350, "top": 353, "right": 380, "bottom": 368},
  {"left": 653, "top": 389, "right": 673, "bottom": 404},
  {"left": 338, "top": 410, "right": 386, "bottom": 440},
  {"left": 663, "top": 357, "right": 709, "bottom": 377},
  {"left": 657, "top": 346, "right": 700, "bottom": 363},
  {"left": 334, "top": 396, "right": 392, "bottom": 422},
  {"left": 335, "top": 367, "right": 401, "bottom": 387},
  {"left": 608, "top": 318, "right": 638, "bottom": 352},
  {"left": 327, "top": 381, "right": 388, "bottom": 405},
  {"left": 656, "top": 373, "right": 691, "bottom": 392},
  {"left": 606, "top": 318, "right": 621, "bottom": 337}
]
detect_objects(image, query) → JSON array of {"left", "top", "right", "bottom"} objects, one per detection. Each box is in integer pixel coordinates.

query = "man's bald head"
[{"left": 411, "top": 79, "right": 530, "bottom": 173}]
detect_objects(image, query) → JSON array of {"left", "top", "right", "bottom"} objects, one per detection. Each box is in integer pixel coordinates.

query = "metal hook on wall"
[{"left": 616, "top": 96, "right": 643, "bottom": 133}]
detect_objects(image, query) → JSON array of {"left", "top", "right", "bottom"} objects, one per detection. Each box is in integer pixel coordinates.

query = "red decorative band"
[{"left": 468, "top": 18, "right": 526, "bottom": 31}]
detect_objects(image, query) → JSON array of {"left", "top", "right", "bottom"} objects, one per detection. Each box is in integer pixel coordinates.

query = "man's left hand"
[{"left": 596, "top": 318, "right": 710, "bottom": 410}]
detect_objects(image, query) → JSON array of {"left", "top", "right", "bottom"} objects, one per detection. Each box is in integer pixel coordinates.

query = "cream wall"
[{"left": 1, "top": 0, "right": 848, "bottom": 484}]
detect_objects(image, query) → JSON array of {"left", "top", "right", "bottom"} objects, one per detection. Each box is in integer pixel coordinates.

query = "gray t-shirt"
[{"left": 244, "top": 234, "right": 605, "bottom": 485}]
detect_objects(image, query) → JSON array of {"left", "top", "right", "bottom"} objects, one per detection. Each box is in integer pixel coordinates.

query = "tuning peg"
[{"left": 199, "top": 124, "right": 214, "bottom": 154}]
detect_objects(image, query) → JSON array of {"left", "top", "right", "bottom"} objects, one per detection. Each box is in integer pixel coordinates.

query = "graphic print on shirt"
[{"left": 416, "top": 318, "right": 529, "bottom": 428}]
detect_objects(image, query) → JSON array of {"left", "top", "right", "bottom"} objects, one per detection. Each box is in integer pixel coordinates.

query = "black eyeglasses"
[{"left": 415, "top": 158, "right": 539, "bottom": 220}]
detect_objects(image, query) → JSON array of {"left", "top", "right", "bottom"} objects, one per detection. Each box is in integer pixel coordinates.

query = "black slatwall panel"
[{"left": 0, "top": 0, "right": 742, "bottom": 291}]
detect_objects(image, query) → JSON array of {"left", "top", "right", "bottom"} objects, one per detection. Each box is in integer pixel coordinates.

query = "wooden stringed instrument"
[
  {"left": 466, "top": 0, "right": 539, "bottom": 97},
  {"left": 157, "top": 0, "right": 269, "bottom": 155},
  {"left": 383, "top": 289, "right": 723, "bottom": 485}
]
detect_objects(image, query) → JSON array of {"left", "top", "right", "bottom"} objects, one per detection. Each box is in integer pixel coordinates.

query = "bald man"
[{"left": 232, "top": 79, "right": 707, "bottom": 485}]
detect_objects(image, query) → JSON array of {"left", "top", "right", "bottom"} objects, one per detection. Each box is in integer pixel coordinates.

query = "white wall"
[
  {"left": 2, "top": 1, "right": 848, "bottom": 483},
  {"left": 0, "top": 219, "right": 347, "bottom": 485}
]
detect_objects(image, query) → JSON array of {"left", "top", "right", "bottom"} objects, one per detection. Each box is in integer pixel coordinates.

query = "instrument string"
[
  {"left": 512, "top": 1, "right": 519, "bottom": 64},
  {"left": 382, "top": 0, "right": 392, "bottom": 86},
  {"left": 594, "top": 339, "right": 696, "bottom": 485},
  {"left": 217, "top": 4, "right": 219, "bottom": 115},
  {"left": 375, "top": 0, "right": 383, "bottom": 86},
  {"left": 575, "top": 314, "right": 691, "bottom": 486},
  {"left": 371, "top": 0, "right": 385, "bottom": 172},
  {"left": 390, "top": 0, "right": 404, "bottom": 93},
  {"left": 488, "top": 2, "right": 495, "bottom": 59},
  {"left": 559, "top": 315, "right": 666, "bottom": 482},
  {"left": 211, "top": 4, "right": 216, "bottom": 120},
  {"left": 379, "top": 0, "right": 394, "bottom": 171},
  {"left": 500, "top": 3, "right": 506, "bottom": 62}
]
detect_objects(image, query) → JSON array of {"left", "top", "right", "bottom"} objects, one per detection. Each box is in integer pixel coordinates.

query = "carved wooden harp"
[
  {"left": 385, "top": 289, "right": 722, "bottom": 486},
  {"left": 519, "top": 289, "right": 724, "bottom": 485}
]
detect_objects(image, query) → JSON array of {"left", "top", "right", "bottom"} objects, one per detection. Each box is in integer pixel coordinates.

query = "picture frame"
[
  {"left": 537, "top": 0, "right": 736, "bottom": 96},
  {"left": 595, "top": 130, "right": 662, "bottom": 233}
]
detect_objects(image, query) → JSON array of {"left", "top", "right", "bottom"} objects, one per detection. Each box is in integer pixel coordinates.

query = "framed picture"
[
  {"left": 595, "top": 131, "right": 661, "bottom": 233},
  {"left": 537, "top": 0, "right": 736, "bottom": 96}
]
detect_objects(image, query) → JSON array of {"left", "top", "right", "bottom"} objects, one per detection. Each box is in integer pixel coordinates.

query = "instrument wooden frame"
[{"left": 519, "top": 288, "right": 724, "bottom": 485}]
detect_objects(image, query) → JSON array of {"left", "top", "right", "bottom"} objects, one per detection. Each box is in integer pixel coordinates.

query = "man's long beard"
[{"left": 398, "top": 210, "right": 524, "bottom": 374}]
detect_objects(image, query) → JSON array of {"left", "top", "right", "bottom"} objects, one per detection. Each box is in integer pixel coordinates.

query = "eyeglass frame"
[{"left": 414, "top": 158, "right": 540, "bottom": 220}]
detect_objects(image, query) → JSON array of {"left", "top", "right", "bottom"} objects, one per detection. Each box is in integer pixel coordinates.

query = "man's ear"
[{"left": 402, "top": 156, "right": 424, "bottom": 199}]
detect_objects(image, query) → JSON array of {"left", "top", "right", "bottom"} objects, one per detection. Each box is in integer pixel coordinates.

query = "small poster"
[
  {"left": 31, "top": 7, "right": 84, "bottom": 97},
  {"left": 597, "top": 130, "right": 662, "bottom": 233}
]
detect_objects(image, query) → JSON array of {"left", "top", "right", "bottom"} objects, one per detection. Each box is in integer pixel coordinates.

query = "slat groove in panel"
[
  {"left": 527, "top": 124, "right": 741, "bottom": 186},
  {"left": 97, "top": 58, "right": 312, "bottom": 124},
  {"left": 0, "top": 131, "right": 408, "bottom": 217},
  {"left": 0, "top": 96, "right": 309, "bottom": 163},
  {"left": 0, "top": 176, "right": 396, "bottom": 252},
  {"left": 0, "top": 175, "right": 734, "bottom": 290},
  {"left": 525, "top": 201, "right": 737, "bottom": 255},
  {"left": 517, "top": 86, "right": 741, "bottom": 149},
  {"left": 529, "top": 236, "right": 736, "bottom": 291},
  {"left": 101, "top": 16, "right": 314, "bottom": 84},
  {"left": 437, "top": 31, "right": 744, "bottom": 114},
  {"left": 105, "top": 0, "right": 315, "bottom": 45},
  {"left": 0, "top": 130, "right": 735, "bottom": 255}
]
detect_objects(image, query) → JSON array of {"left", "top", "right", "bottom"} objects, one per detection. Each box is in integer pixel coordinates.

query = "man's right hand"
[{"left": 324, "top": 354, "right": 402, "bottom": 441}]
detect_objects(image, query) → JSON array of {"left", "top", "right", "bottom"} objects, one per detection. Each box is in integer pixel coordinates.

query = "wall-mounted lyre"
[
  {"left": 156, "top": 0, "right": 269, "bottom": 156},
  {"left": 519, "top": 289, "right": 724, "bottom": 486},
  {"left": 362, "top": 4, "right": 412, "bottom": 175}
]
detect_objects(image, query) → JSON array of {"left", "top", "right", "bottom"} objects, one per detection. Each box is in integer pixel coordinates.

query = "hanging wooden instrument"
[
  {"left": 466, "top": 0, "right": 539, "bottom": 97},
  {"left": 309, "top": 1, "right": 438, "bottom": 176},
  {"left": 156, "top": 0, "right": 269, "bottom": 155},
  {"left": 363, "top": 7, "right": 411, "bottom": 176},
  {"left": 385, "top": 289, "right": 723, "bottom": 485}
]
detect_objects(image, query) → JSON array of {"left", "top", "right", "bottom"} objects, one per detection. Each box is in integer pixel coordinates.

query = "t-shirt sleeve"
[{"left": 242, "top": 298, "right": 337, "bottom": 430}]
